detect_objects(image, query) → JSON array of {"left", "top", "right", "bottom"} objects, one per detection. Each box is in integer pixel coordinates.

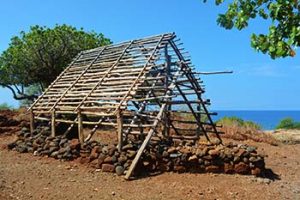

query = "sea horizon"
[{"left": 212, "top": 110, "right": 300, "bottom": 130}]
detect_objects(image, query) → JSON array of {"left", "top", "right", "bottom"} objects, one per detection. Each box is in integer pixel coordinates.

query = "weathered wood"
[
  {"left": 164, "top": 43, "right": 171, "bottom": 137},
  {"left": 29, "top": 109, "right": 35, "bottom": 134},
  {"left": 28, "top": 52, "right": 83, "bottom": 111},
  {"left": 116, "top": 109, "right": 123, "bottom": 152},
  {"left": 51, "top": 109, "right": 56, "bottom": 137},
  {"left": 169, "top": 39, "right": 221, "bottom": 141},
  {"left": 31, "top": 33, "right": 221, "bottom": 167},
  {"left": 124, "top": 108, "right": 163, "bottom": 180},
  {"left": 115, "top": 35, "right": 166, "bottom": 113},
  {"left": 193, "top": 70, "right": 233, "bottom": 75},
  {"left": 164, "top": 100, "right": 209, "bottom": 104},
  {"left": 123, "top": 71, "right": 163, "bottom": 136},
  {"left": 175, "top": 84, "right": 210, "bottom": 141},
  {"left": 130, "top": 95, "right": 176, "bottom": 102},
  {"left": 74, "top": 40, "right": 135, "bottom": 112},
  {"left": 78, "top": 110, "right": 84, "bottom": 143},
  {"left": 49, "top": 46, "right": 107, "bottom": 112},
  {"left": 125, "top": 65, "right": 183, "bottom": 179}
]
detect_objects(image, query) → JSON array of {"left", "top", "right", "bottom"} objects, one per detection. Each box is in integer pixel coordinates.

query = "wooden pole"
[
  {"left": 164, "top": 44, "right": 171, "bottom": 137},
  {"left": 193, "top": 70, "right": 233, "bottom": 75},
  {"left": 125, "top": 68, "right": 183, "bottom": 180},
  {"left": 117, "top": 109, "right": 123, "bottom": 152},
  {"left": 78, "top": 109, "right": 84, "bottom": 143},
  {"left": 169, "top": 40, "right": 221, "bottom": 142},
  {"left": 196, "top": 104, "right": 201, "bottom": 137},
  {"left": 29, "top": 109, "right": 35, "bottom": 134},
  {"left": 51, "top": 109, "right": 56, "bottom": 137}
]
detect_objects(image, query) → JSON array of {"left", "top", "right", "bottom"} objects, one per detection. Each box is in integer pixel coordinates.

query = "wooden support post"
[
  {"left": 175, "top": 85, "right": 210, "bottom": 142},
  {"left": 125, "top": 100, "right": 167, "bottom": 180},
  {"left": 125, "top": 67, "right": 183, "bottom": 180},
  {"left": 29, "top": 109, "right": 35, "bottom": 134},
  {"left": 117, "top": 109, "right": 123, "bottom": 152},
  {"left": 125, "top": 127, "right": 155, "bottom": 180},
  {"left": 196, "top": 104, "right": 201, "bottom": 137},
  {"left": 78, "top": 109, "right": 84, "bottom": 143},
  {"left": 169, "top": 40, "right": 221, "bottom": 143},
  {"left": 51, "top": 109, "right": 56, "bottom": 137},
  {"left": 164, "top": 43, "right": 171, "bottom": 137}
]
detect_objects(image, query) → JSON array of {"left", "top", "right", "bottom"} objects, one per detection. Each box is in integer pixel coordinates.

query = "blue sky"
[{"left": 0, "top": 0, "right": 299, "bottom": 110}]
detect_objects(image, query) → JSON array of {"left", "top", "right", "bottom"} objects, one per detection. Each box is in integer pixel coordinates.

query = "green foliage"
[
  {"left": 0, "top": 24, "right": 111, "bottom": 100},
  {"left": 209, "top": 0, "right": 299, "bottom": 59},
  {"left": 217, "top": 116, "right": 262, "bottom": 130},
  {"left": 19, "top": 84, "right": 43, "bottom": 107},
  {"left": 276, "top": 117, "right": 300, "bottom": 129},
  {"left": 0, "top": 103, "right": 13, "bottom": 110}
]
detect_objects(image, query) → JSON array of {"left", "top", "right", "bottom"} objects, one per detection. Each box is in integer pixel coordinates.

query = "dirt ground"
[{"left": 0, "top": 134, "right": 299, "bottom": 200}]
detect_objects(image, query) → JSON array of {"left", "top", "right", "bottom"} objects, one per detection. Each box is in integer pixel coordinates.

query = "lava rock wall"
[{"left": 8, "top": 127, "right": 266, "bottom": 177}]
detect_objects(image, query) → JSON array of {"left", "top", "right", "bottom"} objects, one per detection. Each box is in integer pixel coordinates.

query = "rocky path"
[{"left": 1, "top": 135, "right": 300, "bottom": 200}]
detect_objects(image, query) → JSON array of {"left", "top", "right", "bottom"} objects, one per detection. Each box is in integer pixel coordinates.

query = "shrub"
[
  {"left": 243, "top": 120, "right": 262, "bottom": 130},
  {"left": 215, "top": 116, "right": 278, "bottom": 145},
  {"left": 276, "top": 118, "right": 300, "bottom": 130},
  {"left": 0, "top": 103, "right": 13, "bottom": 110},
  {"left": 217, "top": 116, "right": 261, "bottom": 130}
]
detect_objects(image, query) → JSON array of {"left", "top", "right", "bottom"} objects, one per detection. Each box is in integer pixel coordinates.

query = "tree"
[
  {"left": 0, "top": 24, "right": 111, "bottom": 101},
  {"left": 19, "top": 84, "right": 43, "bottom": 107},
  {"left": 209, "top": 0, "right": 300, "bottom": 59}
]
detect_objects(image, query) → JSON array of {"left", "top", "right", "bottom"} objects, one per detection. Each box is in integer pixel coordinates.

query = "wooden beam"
[
  {"left": 175, "top": 84, "right": 210, "bottom": 141},
  {"left": 193, "top": 70, "right": 233, "bottom": 75},
  {"left": 196, "top": 104, "right": 201, "bottom": 137},
  {"left": 169, "top": 39, "right": 221, "bottom": 142},
  {"left": 28, "top": 52, "right": 83, "bottom": 111},
  {"left": 51, "top": 109, "right": 56, "bottom": 137},
  {"left": 124, "top": 103, "right": 165, "bottom": 180},
  {"left": 123, "top": 72, "right": 162, "bottom": 136},
  {"left": 49, "top": 46, "right": 107, "bottom": 112},
  {"left": 29, "top": 109, "right": 35, "bottom": 134},
  {"left": 115, "top": 35, "right": 166, "bottom": 113},
  {"left": 116, "top": 109, "right": 123, "bottom": 152},
  {"left": 164, "top": 43, "right": 171, "bottom": 137},
  {"left": 75, "top": 40, "right": 134, "bottom": 112},
  {"left": 125, "top": 64, "right": 183, "bottom": 180},
  {"left": 78, "top": 109, "right": 84, "bottom": 143}
]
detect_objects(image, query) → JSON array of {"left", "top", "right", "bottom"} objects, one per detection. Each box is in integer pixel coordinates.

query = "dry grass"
[
  {"left": 218, "top": 125, "right": 279, "bottom": 145},
  {"left": 268, "top": 129, "right": 300, "bottom": 145}
]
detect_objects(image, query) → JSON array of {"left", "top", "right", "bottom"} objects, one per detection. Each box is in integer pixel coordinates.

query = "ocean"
[{"left": 212, "top": 110, "right": 300, "bottom": 130}]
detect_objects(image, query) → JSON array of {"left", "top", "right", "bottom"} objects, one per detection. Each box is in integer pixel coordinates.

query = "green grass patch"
[
  {"left": 276, "top": 118, "right": 300, "bottom": 130},
  {"left": 217, "top": 116, "right": 262, "bottom": 130}
]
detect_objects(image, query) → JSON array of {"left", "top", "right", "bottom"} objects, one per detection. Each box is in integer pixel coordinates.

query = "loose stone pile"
[{"left": 8, "top": 126, "right": 266, "bottom": 177}]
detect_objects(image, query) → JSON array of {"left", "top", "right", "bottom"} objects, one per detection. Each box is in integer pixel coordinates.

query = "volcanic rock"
[
  {"left": 234, "top": 162, "right": 250, "bottom": 174},
  {"left": 70, "top": 139, "right": 80, "bottom": 150},
  {"left": 102, "top": 164, "right": 115, "bottom": 173},
  {"left": 115, "top": 166, "right": 124, "bottom": 176}
]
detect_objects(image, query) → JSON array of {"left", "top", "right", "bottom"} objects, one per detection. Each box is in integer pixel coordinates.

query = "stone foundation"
[{"left": 8, "top": 127, "right": 266, "bottom": 177}]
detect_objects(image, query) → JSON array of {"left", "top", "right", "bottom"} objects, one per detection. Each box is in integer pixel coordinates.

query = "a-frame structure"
[{"left": 28, "top": 33, "right": 221, "bottom": 179}]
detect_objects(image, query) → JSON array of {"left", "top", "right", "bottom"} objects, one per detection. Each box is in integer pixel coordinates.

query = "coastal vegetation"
[
  {"left": 276, "top": 117, "right": 300, "bottom": 130},
  {"left": 0, "top": 103, "right": 13, "bottom": 110},
  {"left": 217, "top": 116, "right": 278, "bottom": 145},
  {"left": 216, "top": 116, "right": 261, "bottom": 130}
]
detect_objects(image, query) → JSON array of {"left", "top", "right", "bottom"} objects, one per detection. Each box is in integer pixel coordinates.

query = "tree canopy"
[
  {"left": 0, "top": 24, "right": 111, "bottom": 101},
  {"left": 210, "top": 0, "right": 300, "bottom": 59}
]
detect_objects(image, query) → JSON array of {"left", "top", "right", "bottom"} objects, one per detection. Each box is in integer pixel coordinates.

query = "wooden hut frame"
[{"left": 28, "top": 33, "right": 221, "bottom": 179}]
